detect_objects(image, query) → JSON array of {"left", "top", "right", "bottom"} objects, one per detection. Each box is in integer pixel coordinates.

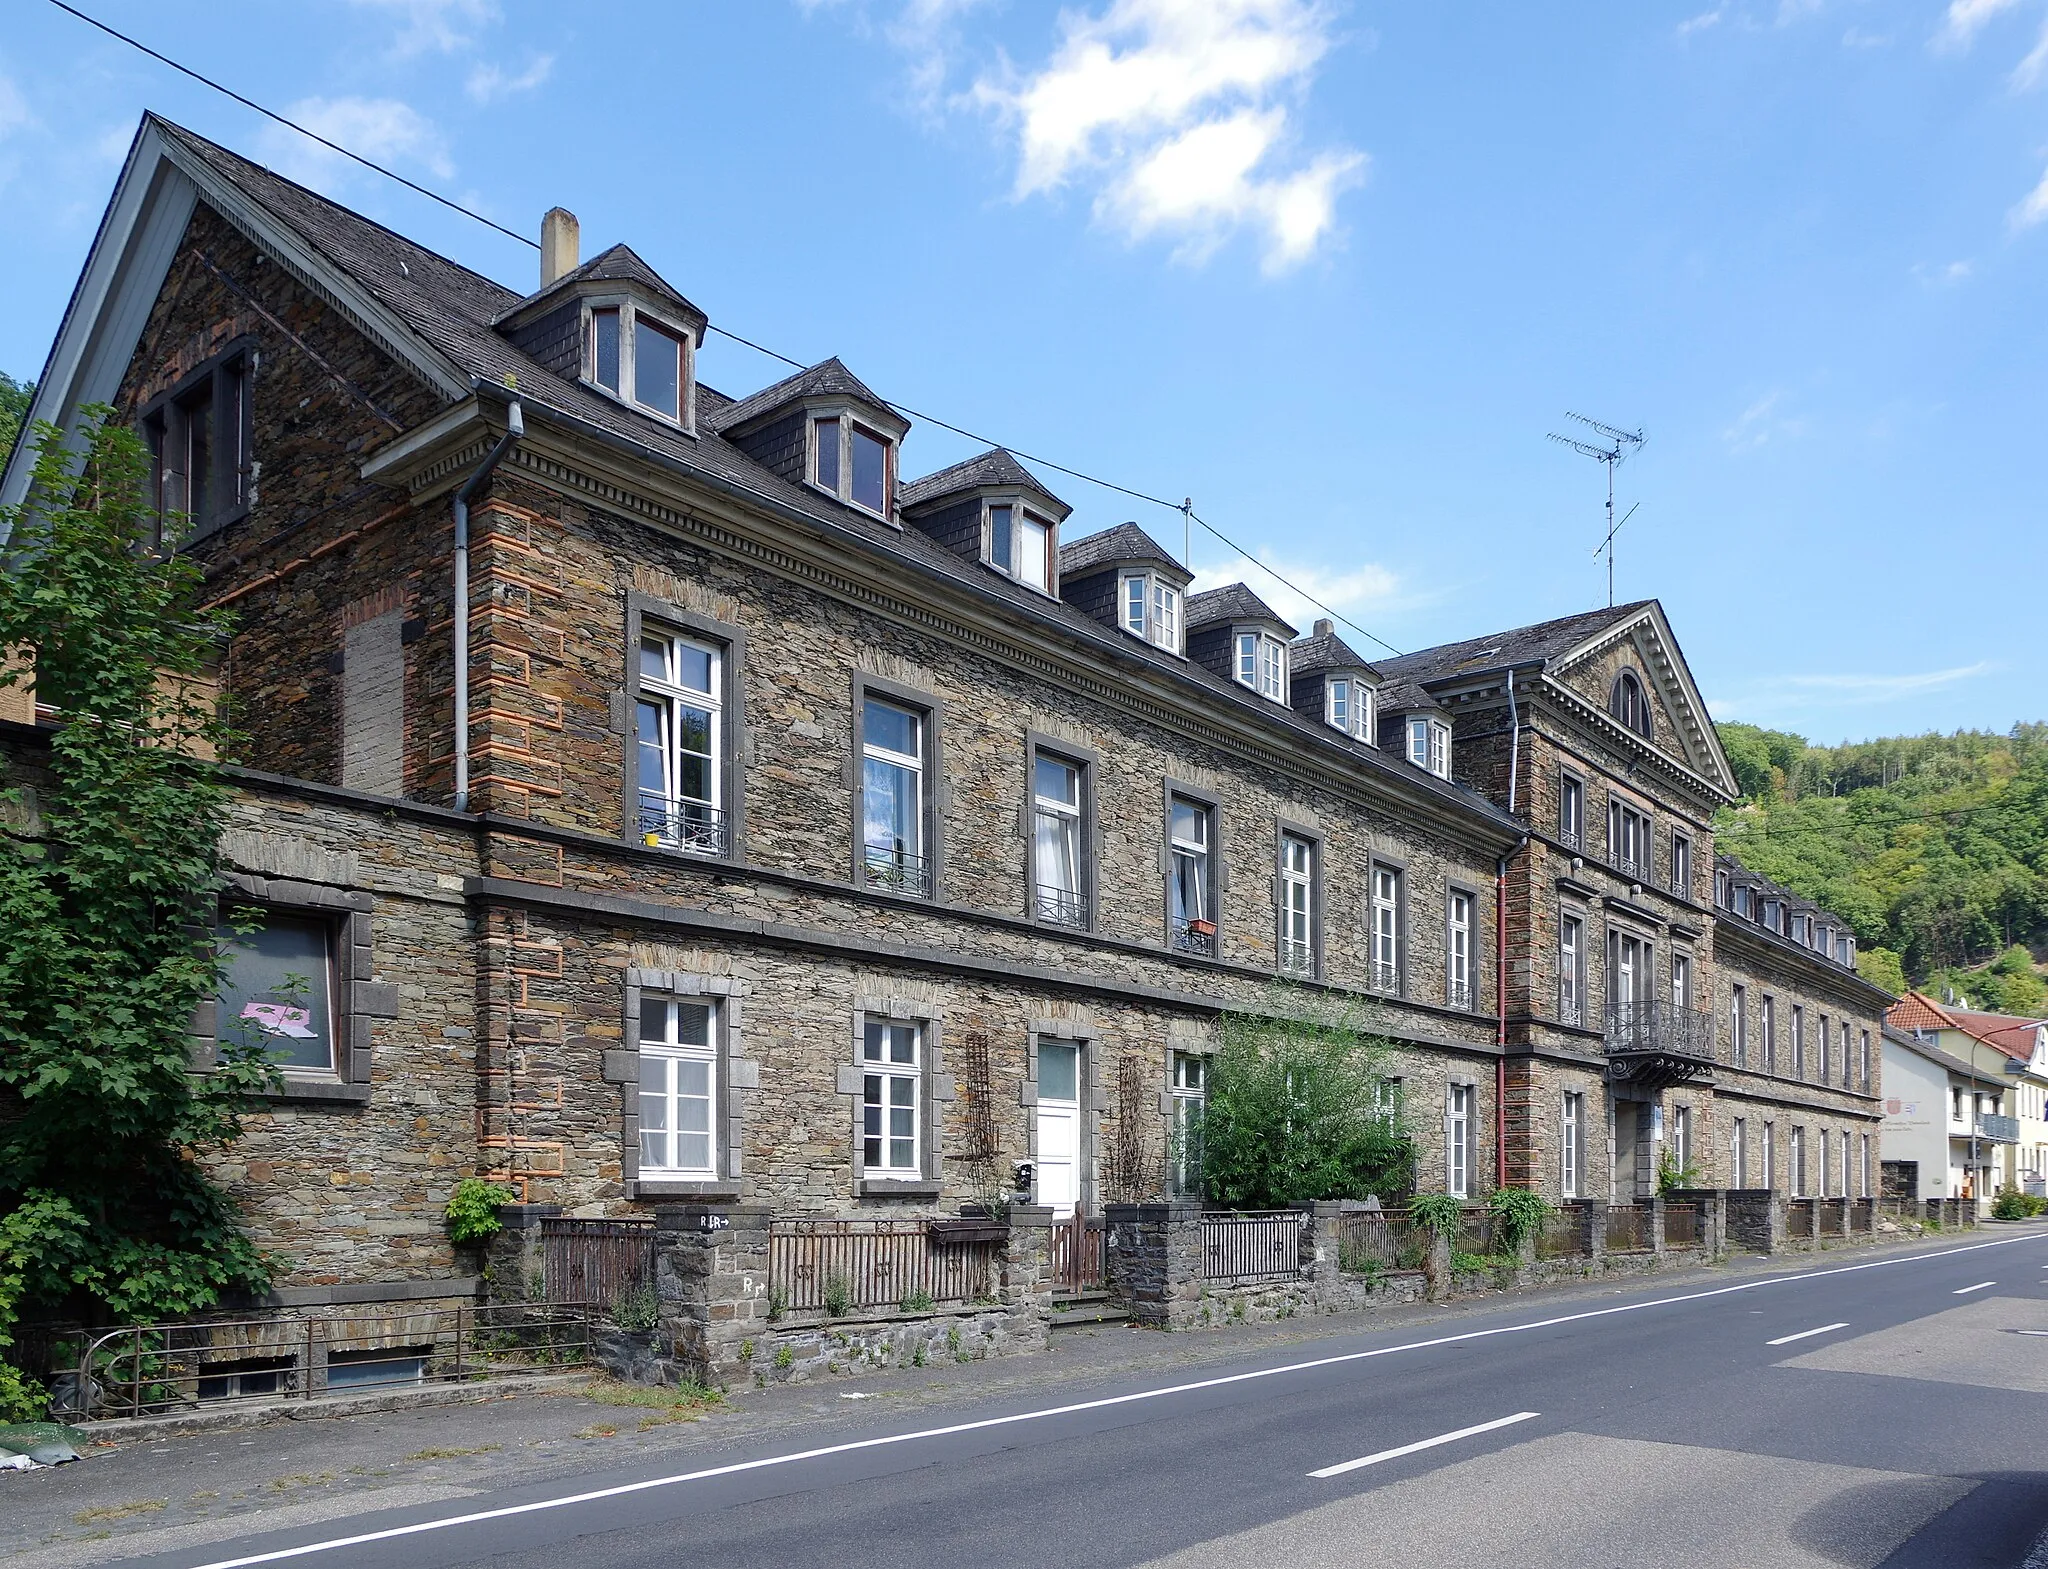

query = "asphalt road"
[{"left": 69, "top": 1230, "right": 2048, "bottom": 1569}]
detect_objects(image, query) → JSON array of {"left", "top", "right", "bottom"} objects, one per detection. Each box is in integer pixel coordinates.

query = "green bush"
[
  {"left": 444, "top": 1179, "right": 517, "bottom": 1246},
  {"left": 1991, "top": 1187, "right": 2031, "bottom": 1221},
  {"left": 610, "top": 1282, "right": 659, "bottom": 1333},
  {"left": 1487, "top": 1188, "right": 1553, "bottom": 1254},
  {"left": 0, "top": 1362, "right": 48, "bottom": 1423},
  {"left": 1408, "top": 1192, "right": 1464, "bottom": 1240},
  {"left": 822, "top": 1274, "right": 854, "bottom": 1319}
]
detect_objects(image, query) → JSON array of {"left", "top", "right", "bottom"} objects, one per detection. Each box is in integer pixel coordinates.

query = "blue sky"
[{"left": 1, "top": 0, "right": 2043, "bottom": 745}]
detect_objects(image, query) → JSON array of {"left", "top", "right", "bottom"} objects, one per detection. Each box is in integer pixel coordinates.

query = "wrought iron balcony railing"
[
  {"left": 1558, "top": 994, "right": 1584, "bottom": 1028},
  {"left": 1171, "top": 918, "right": 1217, "bottom": 958},
  {"left": 1610, "top": 853, "right": 1642, "bottom": 880},
  {"left": 1279, "top": 937, "right": 1316, "bottom": 978},
  {"left": 1603, "top": 1001, "right": 1718, "bottom": 1088},
  {"left": 1446, "top": 979, "right": 1471, "bottom": 1011},
  {"left": 637, "top": 797, "right": 730, "bottom": 857},
  {"left": 1035, "top": 885, "right": 1090, "bottom": 929},
  {"left": 864, "top": 845, "right": 933, "bottom": 898},
  {"left": 1372, "top": 960, "right": 1401, "bottom": 996}
]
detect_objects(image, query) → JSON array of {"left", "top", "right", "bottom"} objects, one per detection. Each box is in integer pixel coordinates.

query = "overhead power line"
[{"left": 45, "top": 0, "right": 1404, "bottom": 658}]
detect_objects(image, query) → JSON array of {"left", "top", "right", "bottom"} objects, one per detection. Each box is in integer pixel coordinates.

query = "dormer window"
[
  {"left": 1235, "top": 631, "right": 1286, "bottom": 700},
  {"left": 1120, "top": 572, "right": 1181, "bottom": 652},
  {"left": 585, "top": 301, "right": 695, "bottom": 428},
  {"left": 1326, "top": 676, "right": 1375, "bottom": 743},
  {"left": 1407, "top": 716, "right": 1451, "bottom": 779},
  {"left": 986, "top": 503, "right": 1055, "bottom": 595},
  {"left": 811, "top": 415, "right": 894, "bottom": 517},
  {"left": 1611, "top": 668, "right": 1654, "bottom": 739}
]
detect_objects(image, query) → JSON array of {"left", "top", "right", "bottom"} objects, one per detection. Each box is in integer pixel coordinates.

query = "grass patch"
[
  {"left": 579, "top": 1378, "right": 724, "bottom": 1414},
  {"left": 575, "top": 1423, "right": 618, "bottom": 1439},
  {"left": 73, "top": 1500, "right": 166, "bottom": 1526},
  {"left": 404, "top": 1445, "right": 502, "bottom": 1462},
  {"left": 264, "top": 1472, "right": 336, "bottom": 1493}
]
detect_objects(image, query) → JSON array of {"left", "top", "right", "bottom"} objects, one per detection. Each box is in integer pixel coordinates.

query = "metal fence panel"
[
  {"left": 1663, "top": 1203, "right": 1700, "bottom": 1248},
  {"left": 542, "top": 1218, "right": 655, "bottom": 1307},
  {"left": 1331, "top": 1210, "right": 1423, "bottom": 1273},
  {"left": 1201, "top": 1212, "right": 1302, "bottom": 1282},
  {"left": 769, "top": 1219, "right": 995, "bottom": 1314},
  {"left": 1537, "top": 1208, "right": 1589, "bottom": 1259},
  {"left": 1605, "top": 1205, "right": 1652, "bottom": 1253}
]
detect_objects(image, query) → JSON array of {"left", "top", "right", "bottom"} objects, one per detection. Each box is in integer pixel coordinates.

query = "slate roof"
[
  {"left": 898, "top": 448, "right": 1067, "bottom": 515},
  {"left": 1373, "top": 602, "right": 1654, "bottom": 692},
  {"left": 492, "top": 242, "right": 706, "bottom": 328},
  {"left": 1056, "top": 521, "right": 1188, "bottom": 580},
  {"left": 128, "top": 116, "right": 1522, "bottom": 838},
  {"left": 706, "top": 356, "right": 897, "bottom": 435},
  {"left": 1185, "top": 583, "right": 1296, "bottom": 637},
  {"left": 1290, "top": 627, "right": 1381, "bottom": 681}
]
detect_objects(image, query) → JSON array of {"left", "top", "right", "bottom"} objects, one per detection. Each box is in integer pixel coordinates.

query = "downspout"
[
  {"left": 1497, "top": 669, "right": 1522, "bottom": 1189},
  {"left": 452, "top": 399, "right": 523, "bottom": 813}
]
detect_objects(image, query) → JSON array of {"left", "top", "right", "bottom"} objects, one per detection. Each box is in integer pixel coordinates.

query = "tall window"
[
  {"left": 634, "top": 318, "right": 683, "bottom": 419},
  {"left": 1818, "top": 1129, "right": 1831, "bottom": 1197},
  {"left": 1561, "top": 1091, "right": 1584, "bottom": 1199},
  {"left": 1818, "top": 1014, "right": 1831, "bottom": 1082},
  {"left": 1791, "top": 1126, "right": 1807, "bottom": 1197},
  {"left": 1671, "top": 951, "right": 1693, "bottom": 1014},
  {"left": 1842, "top": 1131, "right": 1853, "bottom": 1197},
  {"left": 1446, "top": 1084, "right": 1472, "bottom": 1199},
  {"left": 636, "top": 630, "right": 724, "bottom": 854},
  {"left": 1559, "top": 913, "right": 1585, "bottom": 1026},
  {"left": 1170, "top": 1052, "right": 1207, "bottom": 1199},
  {"left": 1235, "top": 631, "right": 1286, "bottom": 700},
  {"left": 986, "top": 504, "right": 1055, "bottom": 594},
  {"left": 1859, "top": 1030, "right": 1871, "bottom": 1092},
  {"left": 638, "top": 996, "right": 716, "bottom": 1176},
  {"left": 1371, "top": 866, "right": 1403, "bottom": 993},
  {"left": 1730, "top": 984, "right": 1748, "bottom": 1067},
  {"left": 1032, "top": 752, "right": 1087, "bottom": 928},
  {"left": 1671, "top": 833, "right": 1692, "bottom": 898},
  {"left": 1278, "top": 833, "right": 1315, "bottom": 977},
  {"left": 1733, "top": 1117, "right": 1749, "bottom": 1187},
  {"left": 1446, "top": 889, "right": 1473, "bottom": 1009},
  {"left": 1611, "top": 668, "right": 1654, "bottom": 738},
  {"left": 1607, "top": 799, "right": 1648, "bottom": 879},
  {"left": 1608, "top": 929, "right": 1652, "bottom": 1019},
  {"left": 1860, "top": 1132, "right": 1871, "bottom": 1197},
  {"left": 1120, "top": 573, "right": 1181, "bottom": 652},
  {"left": 1169, "top": 796, "right": 1215, "bottom": 956},
  {"left": 862, "top": 698, "right": 928, "bottom": 896},
  {"left": 812, "top": 415, "right": 894, "bottom": 516},
  {"left": 1326, "top": 677, "right": 1375, "bottom": 742},
  {"left": 1841, "top": 1021, "right": 1854, "bottom": 1090},
  {"left": 1671, "top": 1104, "right": 1692, "bottom": 1176},
  {"left": 143, "top": 346, "right": 252, "bottom": 542},
  {"left": 1761, "top": 994, "right": 1777, "bottom": 1075},
  {"left": 1558, "top": 774, "right": 1584, "bottom": 850},
  {"left": 860, "top": 1019, "right": 921, "bottom": 1176},
  {"left": 1408, "top": 717, "right": 1451, "bottom": 779}
]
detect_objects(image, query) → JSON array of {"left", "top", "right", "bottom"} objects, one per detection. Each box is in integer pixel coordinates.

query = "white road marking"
[
  {"left": 183, "top": 1231, "right": 2048, "bottom": 1569},
  {"left": 1308, "top": 1411, "right": 1541, "bottom": 1478},
  {"left": 1767, "top": 1322, "right": 1849, "bottom": 1346},
  {"left": 1954, "top": 1281, "right": 1996, "bottom": 1295}
]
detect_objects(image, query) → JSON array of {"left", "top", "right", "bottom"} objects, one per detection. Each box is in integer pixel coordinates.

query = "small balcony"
[
  {"left": 1172, "top": 917, "right": 1217, "bottom": 958},
  {"left": 1604, "top": 1001, "right": 1716, "bottom": 1090},
  {"left": 864, "top": 844, "right": 932, "bottom": 899},
  {"left": 1035, "top": 885, "right": 1090, "bottom": 930},
  {"left": 1279, "top": 937, "right": 1316, "bottom": 978},
  {"left": 1972, "top": 1113, "right": 2020, "bottom": 1144},
  {"left": 637, "top": 797, "right": 730, "bottom": 857}
]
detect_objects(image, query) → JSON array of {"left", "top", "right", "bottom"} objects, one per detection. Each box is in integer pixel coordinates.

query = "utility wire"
[{"left": 48, "top": 0, "right": 1405, "bottom": 658}]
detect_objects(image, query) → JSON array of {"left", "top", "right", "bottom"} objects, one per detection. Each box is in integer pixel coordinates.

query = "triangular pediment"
[{"left": 1545, "top": 603, "right": 1735, "bottom": 797}]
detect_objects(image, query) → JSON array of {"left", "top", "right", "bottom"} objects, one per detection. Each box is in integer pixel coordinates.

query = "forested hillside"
[{"left": 1713, "top": 722, "right": 2048, "bottom": 1013}]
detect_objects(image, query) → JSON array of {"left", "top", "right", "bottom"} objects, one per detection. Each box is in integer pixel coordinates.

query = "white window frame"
[
  {"left": 860, "top": 1018, "right": 923, "bottom": 1178},
  {"left": 1032, "top": 749, "right": 1087, "bottom": 928},
  {"left": 1607, "top": 798, "right": 1648, "bottom": 879},
  {"left": 635, "top": 627, "right": 724, "bottom": 854},
  {"left": 809, "top": 412, "right": 896, "bottom": 519},
  {"left": 1170, "top": 1051, "right": 1207, "bottom": 1198},
  {"left": 1278, "top": 833, "right": 1315, "bottom": 977},
  {"left": 1446, "top": 1083, "right": 1472, "bottom": 1199},
  {"left": 582, "top": 297, "right": 697, "bottom": 433},
  {"left": 1671, "top": 951, "right": 1692, "bottom": 1014},
  {"left": 1559, "top": 912, "right": 1584, "bottom": 1026},
  {"left": 1559, "top": 773, "right": 1584, "bottom": 850},
  {"left": 1791, "top": 1126, "right": 1807, "bottom": 1198},
  {"left": 1733, "top": 1117, "right": 1748, "bottom": 1187},
  {"left": 1446, "top": 888, "right": 1473, "bottom": 1010},
  {"left": 860, "top": 697, "right": 927, "bottom": 895},
  {"left": 1730, "top": 984, "right": 1748, "bottom": 1067},
  {"left": 1762, "top": 994, "right": 1777, "bottom": 1074},
  {"left": 1671, "top": 832, "right": 1692, "bottom": 897},
  {"left": 1407, "top": 716, "right": 1451, "bottom": 778},
  {"left": 1118, "top": 571, "right": 1181, "bottom": 653},
  {"left": 1371, "top": 866, "right": 1402, "bottom": 994},
  {"left": 1671, "top": 1104, "right": 1691, "bottom": 1175},
  {"left": 1561, "top": 1091, "right": 1583, "bottom": 1199},
  {"left": 1234, "top": 630, "right": 1287, "bottom": 701},
  {"left": 638, "top": 996, "right": 719, "bottom": 1178},
  {"left": 1325, "top": 677, "right": 1376, "bottom": 742},
  {"left": 1168, "top": 794, "right": 1216, "bottom": 956},
  {"left": 983, "top": 500, "right": 1057, "bottom": 597},
  {"left": 1762, "top": 1121, "right": 1775, "bottom": 1188}
]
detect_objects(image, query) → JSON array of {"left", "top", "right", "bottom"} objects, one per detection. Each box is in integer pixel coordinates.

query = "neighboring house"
[
  {"left": 1372, "top": 615, "right": 1890, "bottom": 1207},
  {"left": 0, "top": 115, "right": 1889, "bottom": 1309},
  {"left": 1885, "top": 992, "right": 2044, "bottom": 1204}
]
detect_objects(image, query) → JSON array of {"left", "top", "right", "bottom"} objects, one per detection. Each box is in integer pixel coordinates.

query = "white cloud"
[
  {"left": 348, "top": 0, "right": 499, "bottom": 58},
  {"left": 1677, "top": 8, "right": 1726, "bottom": 36},
  {"left": 1722, "top": 390, "right": 1808, "bottom": 452},
  {"left": 972, "top": 0, "right": 1365, "bottom": 272},
  {"left": 1188, "top": 549, "right": 1401, "bottom": 634},
  {"left": 1938, "top": 0, "right": 2025, "bottom": 48},
  {"left": 466, "top": 54, "right": 554, "bottom": 104},
  {"left": 1911, "top": 257, "right": 1975, "bottom": 284},
  {"left": 1708, "top": 662, "right": 1996, "bottom": 719},
  {"left": 256, "top": 97, "right": 453, "bottom": 193},
  {"left": 2013, "top": 15, "right": 2048, "bottom": 83},
  {"left": 2011, "top": 161, "right": 2048, "bottom": 226}
]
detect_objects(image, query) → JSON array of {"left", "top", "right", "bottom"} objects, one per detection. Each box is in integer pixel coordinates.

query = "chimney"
[
  {"left": 540, "top": 207, "right": 580, "bottom": 288},
  {"left": 1313, "top": 617, "right": 1333, "bottom": 638}
]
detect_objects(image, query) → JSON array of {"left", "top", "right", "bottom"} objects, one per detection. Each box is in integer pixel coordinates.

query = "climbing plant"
[{"left": 0, "top": 410, "right": 274, "bottom": 1371}]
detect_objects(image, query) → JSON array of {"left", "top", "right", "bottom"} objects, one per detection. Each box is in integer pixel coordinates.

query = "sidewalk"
[{"left": 4, "top": 1223, "right": 2036, "bottom": 1568}]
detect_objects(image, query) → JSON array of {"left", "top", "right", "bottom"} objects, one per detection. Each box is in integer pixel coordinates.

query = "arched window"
[{"left": 1610, "top": 668, "right": 1653, "bottom": 739}]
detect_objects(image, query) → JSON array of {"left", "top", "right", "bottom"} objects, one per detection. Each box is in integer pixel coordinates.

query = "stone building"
[{"left": 0, "top": 116, "right": 1889, "bottom": 1314}]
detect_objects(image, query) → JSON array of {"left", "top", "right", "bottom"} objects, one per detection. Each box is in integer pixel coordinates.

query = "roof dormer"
[
  {"left": 711, "top": 358, "right": 908, "bottom": 523},
  {"left": 494, "top": 223, "right": 708, "bottom": 435},
  {"left": 1377, "top": 685, "right": 1453, "bottom": 779},
  {"left": 899, "top": 449, "right": 1071, "bottom": 598},
  {"left": 1290, "top": 618, "right": 1381, "bottom": 745},
  {"left": 1185, "top": 585, "right": 1297, "bottom": 704},
  {"left": 1056, "top": 522, "right": 1193, "bottom": 654}
]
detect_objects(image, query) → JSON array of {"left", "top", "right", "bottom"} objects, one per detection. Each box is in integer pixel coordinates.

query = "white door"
[{"left": 1036, "top": 1041, "right": 1081, "bottom": 1218}]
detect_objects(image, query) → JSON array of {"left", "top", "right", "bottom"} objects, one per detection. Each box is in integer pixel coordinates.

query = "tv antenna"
[{"left": 1548, "top": 412, "right": 1644, "bottom": 606}]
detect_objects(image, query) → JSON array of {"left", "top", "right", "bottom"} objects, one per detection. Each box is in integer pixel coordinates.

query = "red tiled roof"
[
  {"left": 1886, "top": 992, "right": 1959, "bottom": 1034},
  {"left": 1889, "top": 991, "right": 2045, "bottom": 1062}
]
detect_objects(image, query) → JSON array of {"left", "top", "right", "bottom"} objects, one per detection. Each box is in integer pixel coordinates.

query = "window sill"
[
  {"left": 858, "top": 1179, "right": 941, "bottom": 1200},
  {"left": 255, "top": 1078, "right": 371, "bottom": 1105},
  {"left": 629, "top": 1179, "right": 740, "bottom": 1202}
]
